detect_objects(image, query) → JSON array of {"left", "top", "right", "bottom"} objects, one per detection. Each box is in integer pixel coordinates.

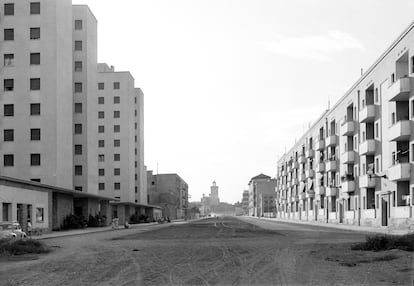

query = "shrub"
[
  {"left": 61, "top": 214, "right": 87, "bottom": 230},
  {"left": 0, "top": 238, "right": 50, "bottom": 255},
  {"left": 88, "top": 214, "right": 106, "bottom": 227},
  {"left": 352, "top": 234, "right": 414, "bottom": 252}
]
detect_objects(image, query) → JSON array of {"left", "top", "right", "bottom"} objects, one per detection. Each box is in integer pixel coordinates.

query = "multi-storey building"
[
  {"left": 275, "top": 22, "right": 414, "bottom": 230},
  {"left": 72, "top": 5, "right": 98, "bottom": 194},
  {"left": 248, "top": 174, "right": 276, "bottom": 217},
  {"left": 0, "top": 1, "right": 152, "bottom": 228},
  {"left": 0, "top": 0, "right": 73, "bottom": 188},
  {"left": 241, "top": 190, "right": 249, "bottom": 215},
  {"left": 147, "top": 172, "right": 189, "bottom": 220}
]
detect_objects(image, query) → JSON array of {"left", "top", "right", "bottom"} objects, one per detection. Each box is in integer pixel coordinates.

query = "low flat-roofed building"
[{"left": 0, "top": 176, "right": 113, "bottom": 232}]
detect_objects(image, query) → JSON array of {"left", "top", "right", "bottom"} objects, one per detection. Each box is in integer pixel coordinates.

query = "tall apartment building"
[
  {"left": 0, "top": 1, "right": 150, "bottom": 226},
  {"left": 72, "top": 5, "right": 98, "bottom": 194},
  {"left": 96, "top": 64, "right": 147, "bottom": 204},
  {"left": 275, "top": 22, "right": 414, "bottom": 230},
  {"left": 0, "top": 0, "right": 73, "bottom": 188}
]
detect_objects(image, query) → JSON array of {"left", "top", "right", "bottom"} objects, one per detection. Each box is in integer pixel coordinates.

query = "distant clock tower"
[{"left": 210, "top": 181, "right": 220, "bottom": 206}]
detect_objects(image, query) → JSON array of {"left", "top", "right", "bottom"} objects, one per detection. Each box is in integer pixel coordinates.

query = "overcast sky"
[{"left": 73, "top": 0, "right": 414, "bottom": 204}]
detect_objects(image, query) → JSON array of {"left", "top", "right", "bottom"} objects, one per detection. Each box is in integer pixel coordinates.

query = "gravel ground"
[{"left": 0, "top": 217, "right": 412, "bottom": 286}]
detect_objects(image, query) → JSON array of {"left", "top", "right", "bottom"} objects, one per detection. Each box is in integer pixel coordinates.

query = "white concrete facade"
[
  {"left": 96, "top": 64, "right": 147, "bottom": 204},
  {"left": 275, "top": 22, "right": 414, "bottom": 230},
  {"left": 1, "top": 2, "right": 147, "bottom": 209},
  {"left": 0, "top": 0, "right": 74, "bottom": 188}
]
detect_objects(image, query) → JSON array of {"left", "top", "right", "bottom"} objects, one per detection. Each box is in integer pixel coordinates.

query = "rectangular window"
[
  {"left": 412, "top": 56, "right": 414, "bottom": 74},
  {"left": 35, "top": 208, "right": 44, "bottom": 223},
  {"left": 31, "top": 178, "right": 40, "bottom": 183},
  {"left": 98, "top": 140, "right": 104, "bottom": 148},
  {"left": 114, "top": 125, "right": 120, "bottom": 133},
  {"left": 4, "top": 129, "right": 14, "bottom": 142},
  {"left": 375, "top": 158, "right": 379, "bottom": 173},
  {"left": 4, "top": 29, "right": 14, "bottom": 41},
  {"left": 74, "top": 40, "right": 82, "bottom": 51},
  {"left": 74, "top": 61, "right": 82, "bottom": 72},
  {"left": 4, "top": 3, "right": 14, "bottom": 15},
  {"left": 4, "top": 154, "right": 14, "bottom": 166},
  {"left": 98, "top": 183, "right": 105, "bottom": 190},
  {"left": 98, "top": 169, "right": 105, "bottom": 176},
  {"left": 113, "top": 82, "right": 120, "bottom": 89},
  {"left": 75, "top": 165, "right": 82, "bottom": 176},
  {"left": 114, "top": 139, "right": 120, "bottom": 147},
  {"left": 74, "top": 186, "right": 82, "bottom": 191},
  {"left": 114, "top": 168, "right": 120, "bottom": 176},
  {"left": 98, "top": 125, "right": 104, "bottom": 133},
  {"left": 74, "top": 82, "right": 82, "bottom": 93},
  {"left": 30, "top": 78, "right": 40, "bottom": 90},
  {"left": 74, "top": 20, "right": 83, "bottom": 30},
  {"left": 98, "top": 82, "right": 104, "bottom": 90},
  {"left": 114, "top": 111, "right": 120, "bottom": 118},
  {"left": 134, "top": 122, "right": 137, "bottom": 130},
  {"left": 4, "top": 54, "right": 14, "bottom": 66},
  {"left": 98, "top": 154, "right": 105, "bottom": 162},
  {"left": 30, "top": 2, "right": 40, "bottom": 15},
  {"left": 114, "top": 154, "right": 120, "bottom": 161},
  {"left": 30, "top": 129, "right": 40, "bottom": 141},
  {"left": 30, "top": 53, "right": 40, "bottom": 65},
  {"left": 412, "top": 100, "right": 414, "bottom": 118},
  {"left": 134, "top": 136, "right": 137, "bottom": 142},
  {"left": 98, "top": 97, "right": 104, "bottom": 104},
  {"left": 30, "top": 27, "right": 40, "bottom": 40},
  {"left": 375, "top": 123, "right": 379, "bottom": 139},
  {"left": 74, "top": 103, "right": 82, "bottom": 113},
  {"left": 74, "top": 124, "right": 82, "bottom": 134},
  {"left": 4, "top": 79, "right": 13, "bottom": 91},
  {"left": 74, "top": 144, "right": 82, "bottom": 155},
  {"left": 30, "top": 103, "right": 40, "bottom": 115},
  {"left": 4, "top": 104, "right": 14, "bottom": 116},
  {"left": 98, "top": 111, "right": 104, "bottom": 119},
  {"left": 114, "top": 183, "right": 121, "bottom": 190},
  {"left": 30, "top": 153, "right": 40, "bottom": 166},
  {"left": 412, "top": 144, "right": 414, "bottom": 162},
  {"left": 114, "top": 96, "right": 120, "bottom": 104}
]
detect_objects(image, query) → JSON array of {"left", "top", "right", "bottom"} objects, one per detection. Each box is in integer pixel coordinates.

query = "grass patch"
[
  {"left": 351, "top": 234, "right": 414, "bottom": 252},
  {"left": 0, "top": 238, "right": 50, "bottom": 255}
]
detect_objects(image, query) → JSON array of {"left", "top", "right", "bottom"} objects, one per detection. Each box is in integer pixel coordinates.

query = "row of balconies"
[{"left": 278, "top": 161, "right": 411, "bottom": 198}]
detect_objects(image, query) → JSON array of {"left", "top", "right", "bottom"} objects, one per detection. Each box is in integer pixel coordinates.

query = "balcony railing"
[
  {"left": 305, "top": 169, "right": 315, "bottom": 178},
  {"left": 315, "top": 140, "right": 325, "bottom": 151},
  {"left": 388, "top": 76, "right": 411, "bottom": 102},
  {"left": 298, "top": 155, "right": 306, "bottom": 164},
  {"left": 359, "top": 139, "right": 376, "bottom": 155},
  {"left": 326, "top": 187, "right": 338, "bottom": 197},
  {"left": 359, "top": 105, "right": 376, "bottom": 123},
  {"left": 305, "top": 149, "right": 315, "bottom": 159},
  {"left": 341, "top": 120, "right": 355, "bottom": 136},
  {"left": 359, "top": 174, "right": 376, "bottom": 188},
  {"left": 389, "top": 120, "right": 411, "bottom": 141},
  {"left": 325, "top": 135, "right": 338, "bottom": 147},
  {"left": 325, "top": 159, "right": 338, "bottom": 172},
  {"left": 341, "top": 151, "right": 355, "bottom": 164},
  {"left": 316, "top": 162, "right": 325, "bottom": 173}
]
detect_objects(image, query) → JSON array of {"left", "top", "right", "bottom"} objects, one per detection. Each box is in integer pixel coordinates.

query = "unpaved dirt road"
[{"left": 0, "top": 217, "right": 413, "bottom": 285}]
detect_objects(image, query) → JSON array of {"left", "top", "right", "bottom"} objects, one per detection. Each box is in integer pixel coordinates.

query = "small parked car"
[{"left": 0, "top": 222, "right": 27, "bottom": 239}]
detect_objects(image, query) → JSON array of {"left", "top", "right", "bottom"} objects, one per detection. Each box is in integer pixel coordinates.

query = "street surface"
[{"left": 0, "top": 217, "right": 412, "bottom": 285}]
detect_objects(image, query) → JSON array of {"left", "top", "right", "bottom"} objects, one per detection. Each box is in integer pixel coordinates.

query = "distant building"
[
  {"left": 248, "top": 174, "right": 276, "bottom": 217},
  {"left": 147, "top": 172, "right": 189, "bottom": 220},
  {"left": 242, "top": 190, "right": 249, "bottom": 215},
  {"left": 210, "top": 181, "right": 220, "bottom": 206},
  {"left": 200, "top": 181, "right": 221, "bottom": 216}
]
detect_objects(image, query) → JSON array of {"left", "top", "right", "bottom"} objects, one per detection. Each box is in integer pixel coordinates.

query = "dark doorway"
[{"left": 381, "top": 197, "right": 388, "bottom": 226}]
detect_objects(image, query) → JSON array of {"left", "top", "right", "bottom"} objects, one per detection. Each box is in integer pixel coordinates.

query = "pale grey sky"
[{"left": 73, "top": 0, "right": 414, "bottom": 203}]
